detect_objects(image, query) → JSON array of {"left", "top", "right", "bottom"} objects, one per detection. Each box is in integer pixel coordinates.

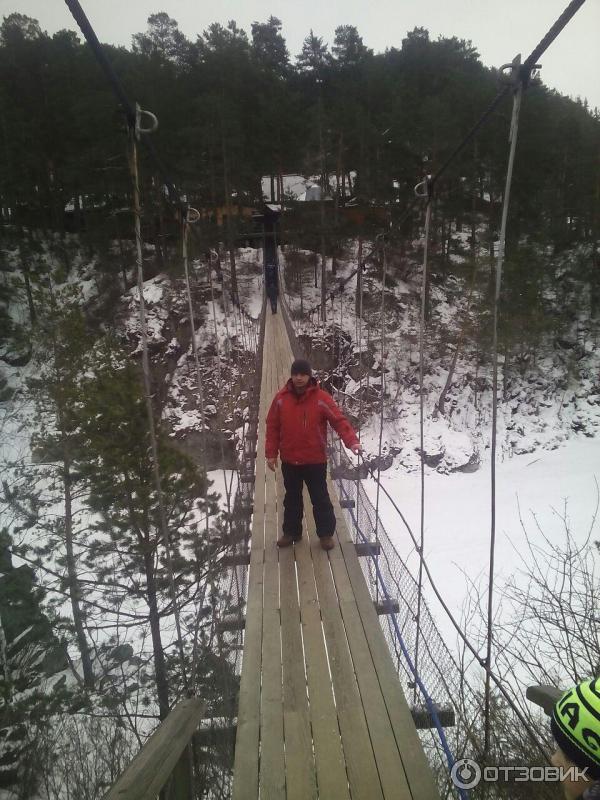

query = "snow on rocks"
[
  {"left": 123, "top": 274, "right": 169, "bottom": 352},
  {"left": 282, "top": 237, "right": 600, "bottom": 477}
]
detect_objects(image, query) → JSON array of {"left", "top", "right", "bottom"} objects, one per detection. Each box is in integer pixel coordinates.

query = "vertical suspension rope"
[
  {"left": 220, "top": 253, "right": 243, "bottom": 604},
  {"left": 181, "top": 211, "right": 215, "bottom": 684},
  {"left": 127, "top": 123, "right": 189, "bottom": 700},
  {"left": 373, "top": 237, "right": 387, "bottom": 604},
  {"left": 205, "top": 243, "right": 239, "bottom": 654},
  {"left": 485, "top": 67, "right": 524, "bottom": 755},
  {"left": 356, "top": 238, "right": 365, "bottom": 552},
  {"left": 337, "top": 281, "right": 344, "bottom": 467},
  {"left": 414, "top": 179, "right": 433, "bottom": 705}
]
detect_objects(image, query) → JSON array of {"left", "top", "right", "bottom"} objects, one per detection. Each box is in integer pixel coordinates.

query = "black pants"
[
  {"left": 268, "top": 293, "right": 278, "bottom": 313},
  {"left": 281, "top": 462, "right": 335, "bottom": 539}
]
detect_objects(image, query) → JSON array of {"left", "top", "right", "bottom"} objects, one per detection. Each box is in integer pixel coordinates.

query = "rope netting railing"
[
  {"left": 328, "top": 444, "right": 489, "bottom": 776},
  {"left": 189, "top": 297, "right": 264, "bottom": 796},
  {"left": 332, "top": 447, "right": 457, "bottom": 703},
  {"left": 223, "top": 299, "right": 266, "bottom": 659}
]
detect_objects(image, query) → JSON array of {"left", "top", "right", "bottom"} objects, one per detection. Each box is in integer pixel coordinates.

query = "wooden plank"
[
  {"left": 275, "top": 317, "right": 350, "bottom": 799},
  {"left": 275, "top": 311, "right": 353, "bottom": 799},
  {"left": 336, "top": 527, "right": 440, "bottom": 800},
  {"left": 279, "top": 530, "right": 317, "bottom": 799},
  {"left": 259, "top": 430, "right": 285, "bottom": 798},
  {"left": 305, "top": 504, "right": 384, "bottom": 800},
  {"left": 259, "top": 608, "right": 285, "bottom": 799},
  {"left": 104, "top": 698, "right": 205, "bottom": 800},
  {"left": 232, "top": 320, "right": 272, "bottom": 800},
  {"left": 322, "top": 505, "right": 412, "bottom": 799},
  {"left": 232, "top": 553, "right": 264, "bottom": 798},
  {"left": 338, "top": 597, "right": 413, "bottom": 799},
  {"left": 235, "top": 310, "right": 290, "bottom": 800},
  {"left": 234, "top": 310, "right": 438, "bottom": 800},
  {"left": 167, "top": 746, "right": 192, "bottom": 799},
  {"left": 293, "top": 519, "right": 350, "bottom": 799}
]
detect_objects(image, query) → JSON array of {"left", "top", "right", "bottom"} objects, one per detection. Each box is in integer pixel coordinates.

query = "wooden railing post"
[
  {"left": 166, "top": 744, "right": 193, "bottom": 799},
  {"left": 104, "top": 698, "right": 205, "bottom": 799}
]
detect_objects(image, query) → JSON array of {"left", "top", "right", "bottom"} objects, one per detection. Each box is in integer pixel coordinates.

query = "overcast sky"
[{"left": 3, "top": 0, "right": 599, "bottom": 109}]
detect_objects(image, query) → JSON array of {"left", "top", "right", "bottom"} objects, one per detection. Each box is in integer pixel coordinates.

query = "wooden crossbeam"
[
  {"left": 216, "top": 615, "right": 245, "bottom": 632},
  {"left": 355, "top": 541, "right": 381, "bottom": 557},
  {"left": 235, "top": 505, "right": 253, "bottom": 518},
  {"left": 196, "top": 721, "right": 237, "bottom": 746},
  {"left": 374, "top": 598, "right": 400, "bottom": 615},
  {"left": 220, "top": 553, "right": 251, "bottom": 568},
  {"left": 411, "top": 705, "right": 456, "bottom": 729}
]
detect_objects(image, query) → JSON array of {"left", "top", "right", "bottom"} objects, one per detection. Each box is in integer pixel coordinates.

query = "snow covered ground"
[{"left": 364, "top": 436, "right": 600, "bottom": 652}]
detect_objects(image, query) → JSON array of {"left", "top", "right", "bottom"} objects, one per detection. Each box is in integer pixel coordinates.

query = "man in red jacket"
[{"left": 266, "top": 358, "right": 362, "bottom": 551}]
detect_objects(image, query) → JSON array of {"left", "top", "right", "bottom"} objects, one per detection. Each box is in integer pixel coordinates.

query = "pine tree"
[
  {"left": 0, "top": 530, "right": 73, "bottom": 796},
  {"left": 296, "top": 30, "right": 332, "bottom": 74},
  {"left": 251, "top": 16, "right": 289, "bottom": 76},
  {"left": 332, "top": 25, "right": 372, "bottom": 67},
  {"left": 8, "top": 287, "right": 96, "bottom": 689},
  {"left": 132, "top": 12, "right": 192, "bottom": 65},
  {"left": 76, "top": 334, "right": 222, "bottom": 719}
]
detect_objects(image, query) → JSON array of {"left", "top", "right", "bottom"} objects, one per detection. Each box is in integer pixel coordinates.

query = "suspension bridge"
[
  {"left": 106, "top": 297, "right": 447, "bottom": 800},
  {"left": 231, "top": 308, "right": 439, "bottom": 799},
  {"left": 55, "top": 0, "right": 591, "bottom": 796}
]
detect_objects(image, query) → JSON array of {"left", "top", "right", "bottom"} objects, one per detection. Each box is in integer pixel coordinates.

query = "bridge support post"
[{"left": 169, "top": 745, "right": 193, "bottom": 798}]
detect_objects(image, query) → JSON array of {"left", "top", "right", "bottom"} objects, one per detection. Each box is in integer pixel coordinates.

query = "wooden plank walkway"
[{"left": 232, "top": 311, "right": 440, "bottom": 800}]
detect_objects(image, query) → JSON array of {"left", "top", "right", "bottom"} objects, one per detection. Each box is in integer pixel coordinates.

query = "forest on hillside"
[
  {"left": 0, "top": 11, "right": 598, "bottom": 242},
  {"left": 0, "top": 8, "right": 599, "bottom": 799}
]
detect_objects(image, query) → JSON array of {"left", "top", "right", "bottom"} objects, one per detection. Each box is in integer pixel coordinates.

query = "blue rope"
[{"left": 336, "top": 477, "right": 469, "bottom": 800}]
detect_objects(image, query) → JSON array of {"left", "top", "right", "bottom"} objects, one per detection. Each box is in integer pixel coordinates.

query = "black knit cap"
[{"left": 291, "top": 359, "right": 312, "bottom": 376}]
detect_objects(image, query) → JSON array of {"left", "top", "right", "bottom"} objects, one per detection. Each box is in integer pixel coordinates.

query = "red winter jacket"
[{"left": 265, "top": 378, "right": 359, "bottom": 465}]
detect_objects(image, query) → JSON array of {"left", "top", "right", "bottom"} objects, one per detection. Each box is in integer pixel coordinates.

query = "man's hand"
[
  {"left": 351, "top": 444, "right": 363, "bottom": 456},
  {"left": 267, "top": 457, "right": 278, "bottom": 472}
]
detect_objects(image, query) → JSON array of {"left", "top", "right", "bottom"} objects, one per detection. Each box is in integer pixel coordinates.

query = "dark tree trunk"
[
  {"left": 154, "top": 176, "right": 166, "bottom": 270},
  {"left": 221, "top": 132, "right": 239, "bottom": 305},
  {"left": 20, "top": 258, "right": 36, "bottom": 326},
  {"left": 143, "top": 545, "right": 170, "bottom": 720},
  {"left": 62, "top": 457, "right": 95, "bottom": 690},
  {"left": 355, "top": 236, "right": 363, "bottom": 317}
]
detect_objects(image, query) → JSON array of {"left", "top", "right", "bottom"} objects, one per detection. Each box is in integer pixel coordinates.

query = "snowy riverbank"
[{"left": 365, "top": 436, "right": 600, "bottom": 650}]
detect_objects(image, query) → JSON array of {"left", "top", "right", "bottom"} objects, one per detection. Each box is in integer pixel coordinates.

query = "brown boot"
[
  {"left": 320, "top": 536, "right": 335, "bottom": 551},
  {"left": 277, "top": 534, "right": 295, "bottom": 548}
]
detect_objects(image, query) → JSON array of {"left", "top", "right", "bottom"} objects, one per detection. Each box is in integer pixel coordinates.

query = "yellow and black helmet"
[{"left": 551, "top": 678, "right": 600, "bottom": 779}]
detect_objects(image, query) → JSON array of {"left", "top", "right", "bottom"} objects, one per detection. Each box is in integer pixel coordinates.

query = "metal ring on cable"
[
  {"left": 499, "top": 61, "right": 519, "bottom": 81},
  {"left": 413, "top": 177, "right": 432, "bottom": 199},
  {"left": 186, "top": 206, "right": 201, "bottom": 224},
  {"left": 135, "top": 103, "right": 159, "bottom": 139}
]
